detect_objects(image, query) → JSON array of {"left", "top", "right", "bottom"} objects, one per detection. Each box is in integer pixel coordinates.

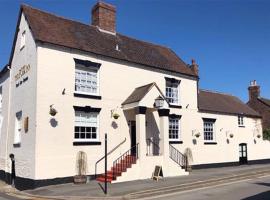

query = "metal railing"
[
  {"left": 112, "top": 143, "right": 139, "bottom": 180},
  {"left": 169, "top": 144, "right": 187, "bottom": 170},
  {"left": 146, "top": 138, "right": 161, "bottom": 156},
  {"left": 95, "top": 138, "right": 126, "bottom": 178}
]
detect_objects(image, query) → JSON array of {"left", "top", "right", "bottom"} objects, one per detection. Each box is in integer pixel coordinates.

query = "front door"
[
  {"left": 130, "top": 121, "right": 137, "bottom": 155},
  {"left": 239, "top": 143, "right": 248, "bottom": 165}
]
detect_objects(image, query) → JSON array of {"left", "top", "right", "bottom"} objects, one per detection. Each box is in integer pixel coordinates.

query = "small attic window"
[{"left": 20, "top": 30, "right": 26, "bottom": 50}]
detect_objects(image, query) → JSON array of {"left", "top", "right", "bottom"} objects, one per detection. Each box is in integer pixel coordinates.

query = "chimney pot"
[{"left": 91, "top": 1, "right": 116, "bottom": 33}]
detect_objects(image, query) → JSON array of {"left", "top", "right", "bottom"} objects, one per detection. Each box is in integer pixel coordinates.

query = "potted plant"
[
  {"left": 184, "top": 148, "right": 193, "bottom": 172},
  {"left": 74, "top": 151, "right": 87, "bottom": 184},
  {"left": 49, "top": 105, "right": 57, "bottom": 116},
  {"left": 112, "top": 113, "right": 120, "bottom": 120},
  {"left": 229, "top": 133, "right": 234, "bottom": 138}
]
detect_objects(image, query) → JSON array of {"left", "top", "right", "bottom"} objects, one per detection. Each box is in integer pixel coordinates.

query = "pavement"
[{"left": 2, "top": 163, "right": 270, "bottom": 199}]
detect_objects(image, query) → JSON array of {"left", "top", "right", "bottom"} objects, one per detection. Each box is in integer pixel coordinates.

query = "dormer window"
[
  {"left": 165, "top": 77, "right": 180, "bottom": 105},
  {"left": 238, "top": 115, "right": 244, "bottom": 127},
  {"left": 20, "top": 30, "right": 26, "bottom": 50}
]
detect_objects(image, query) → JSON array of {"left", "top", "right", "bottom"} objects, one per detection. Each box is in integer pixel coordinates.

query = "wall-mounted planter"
[{"left": 49, "top": 105, "right": 57, "bottom": 116}]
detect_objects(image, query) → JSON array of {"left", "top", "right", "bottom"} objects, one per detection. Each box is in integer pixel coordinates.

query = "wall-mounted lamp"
[{"left": 154, "top": 96, "right": 164, "bottom": 109}]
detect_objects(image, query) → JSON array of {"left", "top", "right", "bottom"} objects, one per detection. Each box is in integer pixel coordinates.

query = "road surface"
[{"left": 141, "top": 175, "right": 270, "bottom": 200}]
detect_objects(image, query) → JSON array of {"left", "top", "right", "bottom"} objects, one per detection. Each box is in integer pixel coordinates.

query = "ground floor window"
[
  {"left": 169, "top": 117, "right": 180, "bottom": 141},
  {"left": 74, "top": 111, "right": 99, "bottom": 142},
  {"left": 203, "top": 118, "right": 216, "bottom": 142}
]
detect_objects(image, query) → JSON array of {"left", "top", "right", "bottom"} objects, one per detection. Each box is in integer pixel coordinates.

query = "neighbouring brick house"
[{"left": 247, "top": 80, "right": 270, "bottom": 130}]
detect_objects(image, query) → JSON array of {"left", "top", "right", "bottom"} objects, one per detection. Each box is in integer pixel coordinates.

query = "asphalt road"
[
  {"left": 142, "top": 175, "right": 270, "bottom": 200},
  {"left": 0, "top": 193, "right": 21, "bottom": 200}
]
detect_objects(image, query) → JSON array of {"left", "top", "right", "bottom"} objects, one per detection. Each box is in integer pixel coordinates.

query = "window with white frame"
[
  {"left": 20, "top": 30, "right": 26, "bottom": 49},
  {"left": 238, "top": 116, "right": 244, "bottom": 126},
  {"left": 74, "top": 111, "right": 99, "bottom": 142},
  {"left": 203, "top": 119, "right": 215, "bottom": 142},
  {"left": 14, "top": 111, "right": 22, "bottom": 145},
  {"left": 166, "top": 78, "right": 180, "bottom": 105},
  {"left": 169, "top": 117, "right": 180, "bottom": 141},
  {"left": 75, "top": 66, "right": 98, "bottom": 95}
]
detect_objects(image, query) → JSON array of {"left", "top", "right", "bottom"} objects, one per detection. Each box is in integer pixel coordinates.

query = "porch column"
[
  {"left": 158, "top": 109, "right": 170, "bottom": 158},
  {"left": 135, "top": 106, "right": 147, "bottom": 160}
]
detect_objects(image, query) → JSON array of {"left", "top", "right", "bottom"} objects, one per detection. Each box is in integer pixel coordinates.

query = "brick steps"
[{"left": 96, "top": 155, "right": 137, "bottom": 183}]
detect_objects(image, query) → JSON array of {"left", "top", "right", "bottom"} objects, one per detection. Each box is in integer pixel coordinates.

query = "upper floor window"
[
  {"left": 165, "top": 78, "right": 180, "bottom": 105},
  {"left": 203, "top": 118, "right": 216, "bottom": 142},
  {"left": 20, "top": 30, "right": 26, "bottom": 50},
  {"left": 74, "top": 111, "right": 99, "bottom": 142},
  {"left": 74, "top": 59, "right": 101, "bottom": 96},
  {"left": 238, "top": 116, "right": 244, "bottom": 127},
  {"left": 169, "top": 116, "right": 181, "bottom": 141}
]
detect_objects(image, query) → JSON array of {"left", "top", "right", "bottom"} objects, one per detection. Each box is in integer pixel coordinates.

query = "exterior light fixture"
[{"left": 154, "top": 96, "right": 164, "bottom": 109}]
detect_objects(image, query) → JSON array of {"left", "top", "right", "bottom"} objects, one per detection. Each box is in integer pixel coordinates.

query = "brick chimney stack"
[
  {"left": 91, "top": 1, "right": 116, "bottom": 33},
  {"left": 248, "top": 80, "right": 260, "bottom": 101},
  {"left": 190, "top": 59, "right": 199, "bottom": 76}
]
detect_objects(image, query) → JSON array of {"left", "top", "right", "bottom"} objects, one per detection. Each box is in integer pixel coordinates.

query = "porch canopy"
[
  {"left": 122, "top": 82, "right": 169, "bottom": 110},
  {"left": 121, "top": 82, "right": 170, "bottom": 160}
]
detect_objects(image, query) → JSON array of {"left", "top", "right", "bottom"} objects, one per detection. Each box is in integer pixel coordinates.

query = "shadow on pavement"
[{"left": 242, "top": 191, "right": 270, "bottom": 200}]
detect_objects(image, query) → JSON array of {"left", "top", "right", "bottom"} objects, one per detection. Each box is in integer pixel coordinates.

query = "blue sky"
[{"left": 0, "top": 0, "right": 269, "bottom": 102}]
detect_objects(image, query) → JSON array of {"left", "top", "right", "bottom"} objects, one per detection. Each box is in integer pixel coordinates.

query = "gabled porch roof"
[{"left": 122, "top": 82, "right": 168, "bottom": 110}]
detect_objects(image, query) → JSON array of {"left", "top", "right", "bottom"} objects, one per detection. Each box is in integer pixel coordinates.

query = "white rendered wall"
[
  {"left": 4, "top": 13, "right": 38, "bottom": 179},
  {"left": 34, "top": 43, "right": 198, "bottom": 180}
]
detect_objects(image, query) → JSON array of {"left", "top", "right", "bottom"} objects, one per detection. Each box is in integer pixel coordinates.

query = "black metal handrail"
[
  {"left": 146, "top": 138, "right": 160, "bottom": 156},
  {"left": 112, "top": 143, "right": 139, "bottom": 180},
  {"left": 169, "top": 144, "right": 187, "bottom": 170},
  {"left": 95, "top": 138, "right": 126, "bottom": 178}
]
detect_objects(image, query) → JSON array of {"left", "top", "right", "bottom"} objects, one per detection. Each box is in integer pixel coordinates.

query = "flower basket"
[
  {"left": 229, "top": 133, "right": 234, "bottom": 138},
  {"left": 195, "top": 132, "right": 200, "bottom": 138},
  {"left": 257, "top": 134, "right": 261, "bottom": 139},
  {"left": 49, "top": 105, "right": 57, "bottom": 116},
  {"left": 112, "top": 113, "right": 120, "bottom": 120}
]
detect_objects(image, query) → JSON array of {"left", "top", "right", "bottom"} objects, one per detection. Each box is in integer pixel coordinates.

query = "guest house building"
[{"left": 0, "top": 2, "right": 269, "bottom": 190}]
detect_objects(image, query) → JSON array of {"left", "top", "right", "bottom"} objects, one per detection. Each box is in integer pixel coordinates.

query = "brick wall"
[{"left": 247, "top": 100, "right": 270, "bottom": 130}]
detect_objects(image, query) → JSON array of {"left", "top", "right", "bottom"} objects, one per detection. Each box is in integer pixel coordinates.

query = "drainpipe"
[{"left": 9, "top": 154, "right": 15, "bottom": 186}]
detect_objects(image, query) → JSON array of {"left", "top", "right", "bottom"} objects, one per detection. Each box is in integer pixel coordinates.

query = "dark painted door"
[
  {"left": 130, "top": 121, "right": 137, "bottom": 155},
  {"left": 239, "top": 143, "right": 248, "bottom": 165}
]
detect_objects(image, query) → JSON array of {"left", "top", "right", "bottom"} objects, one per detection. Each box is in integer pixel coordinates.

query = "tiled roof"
[
  {"left": 198, "top": 90, "right": 261, "bottom": 117},
  {"left": 122, "top": 83, "right": 155, "bottom": 105},
  {"left": 258, "top": 97, "right": 270, "bottom": 107},
  {"left": 20, "top": 5, "right": 196, "bottom": 77}
]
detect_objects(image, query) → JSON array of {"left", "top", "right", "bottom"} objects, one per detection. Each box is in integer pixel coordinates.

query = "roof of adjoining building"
[
  {"left": 16, "top": 5, "right": 197, "bottom": 77},
  {"left": 258, "top": 97, "right": 270, "bottom": 107},
  {"left": 198, "top": 90, "right": 261, "bottom": 117}
]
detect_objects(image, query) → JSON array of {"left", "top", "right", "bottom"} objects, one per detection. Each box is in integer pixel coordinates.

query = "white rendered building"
[{"left": 0, "top": 2, "right": 269, "bottom": 190}]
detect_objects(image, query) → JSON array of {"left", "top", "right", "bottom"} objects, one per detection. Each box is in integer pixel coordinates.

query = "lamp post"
[{"left": 105, "top": 133, "right": 108, "bottom": 194}]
